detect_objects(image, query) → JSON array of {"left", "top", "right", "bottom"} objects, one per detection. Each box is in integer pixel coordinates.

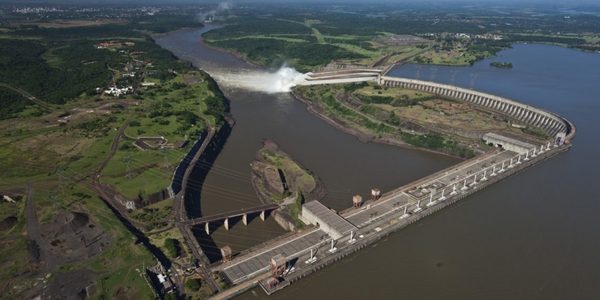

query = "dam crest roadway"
[{"left": 205, "top": 67, "right": 575, "bottom": 298}]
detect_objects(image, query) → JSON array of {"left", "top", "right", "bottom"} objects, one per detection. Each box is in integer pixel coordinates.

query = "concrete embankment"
[
  {"left": 183, "top": 117, "right": 234, "bottom": 219},
  {"left": 170, "top": 129, "right": 210, "bottom": 196}
]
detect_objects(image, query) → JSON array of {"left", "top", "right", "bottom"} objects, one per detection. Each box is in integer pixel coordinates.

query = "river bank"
[
  {"left": 199, "top": 36, "right": 262, "bottom": 69},
  {"left": 290, "top": 90, "right": 475, "bottom": 160}
]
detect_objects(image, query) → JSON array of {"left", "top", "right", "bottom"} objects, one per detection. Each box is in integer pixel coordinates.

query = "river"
[{"left": 156, "top": 27, "right": 600, "bottom": 299}]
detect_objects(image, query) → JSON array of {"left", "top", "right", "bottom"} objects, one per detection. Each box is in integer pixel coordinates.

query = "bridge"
[{"left": 184, "top": 203, "right": 280, "bottom": 234}]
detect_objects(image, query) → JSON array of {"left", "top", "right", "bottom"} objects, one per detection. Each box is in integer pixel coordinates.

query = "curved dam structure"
[
  {"left": 300, "top": 68, "right": 575, "bottom": 143},
  {"left": 379, "top": 75, "right": 575, "bottom": 143}
]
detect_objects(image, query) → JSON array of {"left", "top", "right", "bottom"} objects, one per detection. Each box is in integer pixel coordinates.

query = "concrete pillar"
[
  {"left": 471, "top": 174, "right": 478, "bottom": 186},
  {"left": 348, "top": 230, "right": 356, "bottom": 244},
  {"left": 329, "top": 239, "right": 337, "bottom": 253},
  {"left": 401, "top": 206, "right": 410, "bottom": 219},
  {"left": 414, "top": 200, "right": 422, "bottom": 213},
  {"left": 461, "top": 179, "right": 468, "bottom": 190},
  {"left": 517, "top": 108, "right": 526, "bottom": 120},
  {"left": 305, "top": 248, "right": 317, "bottom": 264},
  {"left": 260, "top": 210, "right": 266, "bottom": 221},
  {"left": 242, "top": 213, "right": 248, "bottom": 226},
  {"left": 531, "top": 114, "right": 541, "bottom": 127},
  {"left": 205, "top": 222, "right": 210, "bottom": 235},
  {"left": 450, "top": 184, "right": 457, "bottom": 196},
  {"left": 427, "top": 191, "right": 436, "bottom": 207},
  {"left": 532, "top": 114, "right": 541, "bottom": 125},
  {"left": 439, "top": 189, "right": 446, "bottom": 201}
]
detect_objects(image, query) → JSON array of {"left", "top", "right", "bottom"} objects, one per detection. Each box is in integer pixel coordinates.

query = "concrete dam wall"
[{"left": 379, "top": 76, "right": 575, "bottom": 142}]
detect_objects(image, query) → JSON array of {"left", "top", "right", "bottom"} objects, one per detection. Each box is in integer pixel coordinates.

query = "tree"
[
  {"left": 164, "top": 238, "right": 181, "bottom": 258},
  {"left": 185, "top": 278, "right": 202, "bottom": 291}
]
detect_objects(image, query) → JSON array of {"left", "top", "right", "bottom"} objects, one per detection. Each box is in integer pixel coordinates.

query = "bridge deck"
[
  {"left": 221, "top": 229, "right": 327, "bottom": 284},
  {"left": 185, "top": 203, "right": 279, "bottom": 226},
  {"left": 343, "top": 150, "right": 516, "bottom": 227}
]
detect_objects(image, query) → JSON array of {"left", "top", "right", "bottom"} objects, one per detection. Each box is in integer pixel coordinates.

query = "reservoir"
[{"left": 157, "top": 27, "right": 600, "bottom": 299}]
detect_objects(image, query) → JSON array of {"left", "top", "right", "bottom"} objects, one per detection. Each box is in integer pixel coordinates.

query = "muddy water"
[
  {"left": 158, "top": 28, "right": 600, "bottom": 299},
  {"left": 155, "top": 26, "right": 457, "bottom": 259}
]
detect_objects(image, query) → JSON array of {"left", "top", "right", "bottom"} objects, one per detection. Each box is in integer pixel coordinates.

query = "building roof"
[
  {"left": 483, "top": 132, "right": 535, "bottom": 150},
  {"left": 302, "top": 200, "right": 357, "bottom": 238}
]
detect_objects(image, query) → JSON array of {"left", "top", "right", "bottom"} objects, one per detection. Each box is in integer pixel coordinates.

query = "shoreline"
[
  {"left": 290, "top": 91, "right": 467, "bottom": 160},
  {"left": 199, "top": 36, "right": 263, "bottom": 68}
]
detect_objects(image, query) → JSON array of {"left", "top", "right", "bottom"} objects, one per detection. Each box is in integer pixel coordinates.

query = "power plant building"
[{"left": 300, "top": 200, "right": 357, "bottom": 240}]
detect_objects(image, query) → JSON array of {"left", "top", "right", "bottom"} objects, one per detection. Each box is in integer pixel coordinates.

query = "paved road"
[
  {"left": 218, "top": 229, "right": 328, "bottom": 285},
  {"left": 215, "top": 149, "right": 523, "bottom": 285},
  {"left": 344, "top": 150, "right": 516, "bottom": 227}
]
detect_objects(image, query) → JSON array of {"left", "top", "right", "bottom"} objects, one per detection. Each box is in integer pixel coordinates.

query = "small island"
[
  {"left": 250, "top": 140, "right": 326, "bottom": 230},
  {"left": 490, "top": 61, "right": 513, "bottom": 69}
]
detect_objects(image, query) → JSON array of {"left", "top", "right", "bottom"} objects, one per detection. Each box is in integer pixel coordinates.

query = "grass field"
[
  {"left": 0, "top": 17, "right": 227, "bottom": 298},
  {"left": 100, "top": 72, "right": 218, "bottom": 200}
]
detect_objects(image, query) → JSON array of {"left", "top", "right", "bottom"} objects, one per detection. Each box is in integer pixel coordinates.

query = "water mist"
[{"left": 215, "top": 65, "right": 307, "bottom": 94}]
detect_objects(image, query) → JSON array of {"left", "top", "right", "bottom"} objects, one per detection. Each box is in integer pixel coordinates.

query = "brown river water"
[{"left": 155, "top": 26, "right": 600, "bottom": 299}]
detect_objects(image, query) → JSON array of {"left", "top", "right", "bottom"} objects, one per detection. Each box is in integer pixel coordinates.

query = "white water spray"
[{"left": 215, "top": 65, "right": 307, "bottom": 94}]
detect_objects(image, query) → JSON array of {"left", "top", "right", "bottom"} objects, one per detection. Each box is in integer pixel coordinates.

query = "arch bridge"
[{"left": 183, "top": 203, "right": 280, "bottom": 235}]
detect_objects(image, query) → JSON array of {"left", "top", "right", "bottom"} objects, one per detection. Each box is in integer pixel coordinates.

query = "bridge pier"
[
  {"left": 205, "top": 222, "right": 210, "bottom": 235},
  {"left": 260, "top": 210, "right": 266, "bottom": 221},
  {"left": 242, "top": 213, "right": 248, "bottom": 226},
  {"left": 224, "top": 218, "right": 230, "bottom": 231}
]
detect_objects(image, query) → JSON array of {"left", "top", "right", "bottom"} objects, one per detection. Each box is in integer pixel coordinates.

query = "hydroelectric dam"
[{"left": 206, "top": 68, "right": 575, "bottom": 299}]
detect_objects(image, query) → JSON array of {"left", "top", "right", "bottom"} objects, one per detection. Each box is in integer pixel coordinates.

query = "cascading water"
[{"left": 215, "top": 65, "right": 307, "bottom": 93}]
